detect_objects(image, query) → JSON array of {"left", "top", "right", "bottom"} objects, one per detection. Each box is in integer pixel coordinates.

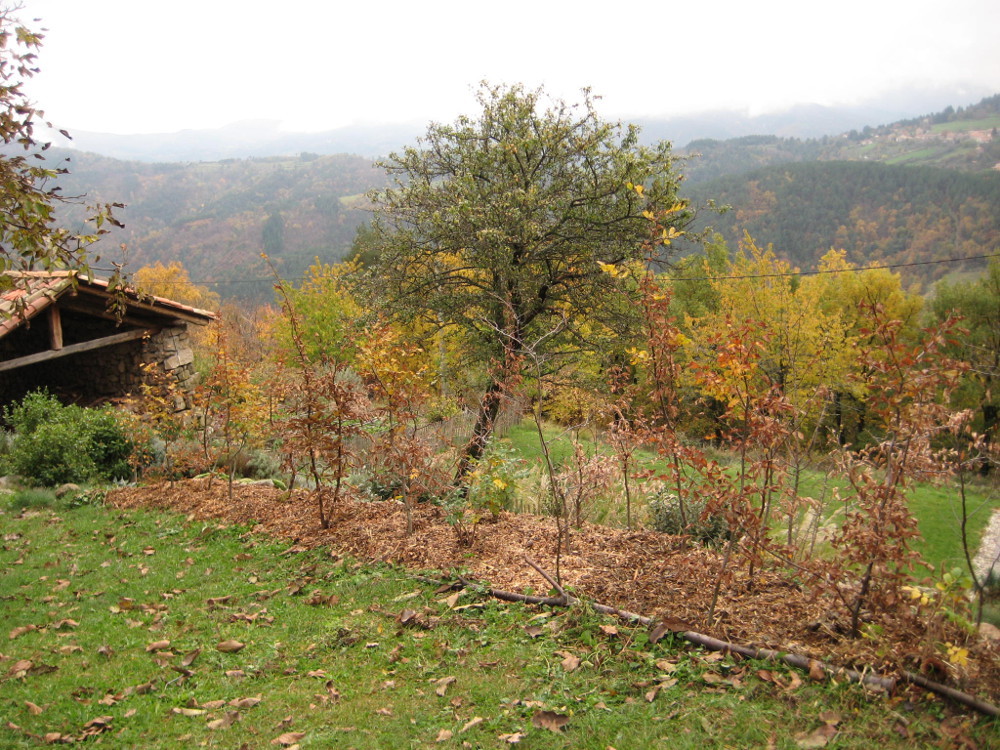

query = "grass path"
[{"left": 1, "top": 499, "right": 996, "bottom": 748}]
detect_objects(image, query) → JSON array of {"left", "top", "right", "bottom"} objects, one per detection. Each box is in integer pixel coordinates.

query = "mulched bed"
[{"left": 107, "top": 479, "right": 1000, "bottom": 703}]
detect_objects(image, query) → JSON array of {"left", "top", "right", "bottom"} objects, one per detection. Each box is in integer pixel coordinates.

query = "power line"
[
  {"left": 126, "top": 250, "right": 1000, "bottom": 288},
  {"left": 670, "top": 251, "right": 1000, "bottom": 282}
]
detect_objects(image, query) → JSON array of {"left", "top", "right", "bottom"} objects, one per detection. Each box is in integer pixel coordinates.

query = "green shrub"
[
  {"left": 3, "top": 390, "right": 137, "bottom": 486},
  {"left": 647, "top": 490, "right": 730, "bottom": 546}
]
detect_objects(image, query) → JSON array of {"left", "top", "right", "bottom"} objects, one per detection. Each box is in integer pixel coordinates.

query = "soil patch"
[{"left": 108, "top": 479, "right": 1000, "bottom": 702}]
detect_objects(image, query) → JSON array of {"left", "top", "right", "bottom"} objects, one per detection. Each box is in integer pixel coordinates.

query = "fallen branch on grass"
[{"left": 450, "top": 560, "right": 998, "bottom": 718}]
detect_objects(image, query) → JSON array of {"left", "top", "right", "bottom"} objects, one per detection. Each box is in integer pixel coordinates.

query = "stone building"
[{"left": 0, "top": 271, "right": 216, "bottom": 410}]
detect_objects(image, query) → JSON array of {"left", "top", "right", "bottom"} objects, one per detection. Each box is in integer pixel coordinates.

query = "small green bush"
[
  {"left": 647, "top": 490, "right": 730, "bottom": 546},
  {"left": 66, "top": 488, "right": 107, "bottom": 509},
  {"left": 3, "top": 390, "right": 137, "bottom": 486},
  {"left": 465, "top": 441, "right": 525, "bottom": 517}
]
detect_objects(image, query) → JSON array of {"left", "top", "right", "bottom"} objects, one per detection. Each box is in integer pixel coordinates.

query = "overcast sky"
[{"left": 16, "top": 0, "right": 1000, "bottom": 135}]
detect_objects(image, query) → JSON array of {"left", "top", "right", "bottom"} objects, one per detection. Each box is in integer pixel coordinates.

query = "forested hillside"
[
  {"left": 50, "top": 150, "right": 389, "bottom": 301},
  {"left": 681, "top": 93, "right": 1000, "bottom": 184},
  {"left": 39, "top": 94, "right": 1000, "bottom": 302},
  {"left": 684, "top": 162, "right": 1000, "bottom": 285}
]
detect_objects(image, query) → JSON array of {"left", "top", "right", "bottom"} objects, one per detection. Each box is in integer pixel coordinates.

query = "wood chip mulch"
[{"left": 107, "top": 479, "right": 1000, "bottom": 702}]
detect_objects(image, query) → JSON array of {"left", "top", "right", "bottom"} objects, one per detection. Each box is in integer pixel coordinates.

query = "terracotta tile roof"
[{"left": 0, "top": 270, "right": 216, "bottom": 339}]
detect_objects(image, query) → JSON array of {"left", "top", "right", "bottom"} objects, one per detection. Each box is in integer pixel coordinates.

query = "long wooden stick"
[
  {"left": 524, "top": 555, "right": 569, "bottom": 605},
  {"left": 454, "top": 573, "right": 999, "bottom": 716},
  {"left": 904, "top": 671, "right": 999, "bottom": 718}
]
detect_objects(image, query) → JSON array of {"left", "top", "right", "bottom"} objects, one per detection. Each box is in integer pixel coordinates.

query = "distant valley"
[{"left": 48, "top": 93, "right": 1000, "bottom": 304}]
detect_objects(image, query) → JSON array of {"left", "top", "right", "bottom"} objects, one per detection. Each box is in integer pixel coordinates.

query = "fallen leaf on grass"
[
  {"left": 599, "top": 625, "right": 619, "bottom": 636},
  {"left": 207, "top": 711, "right": 240, "bottom": 730},
  {"left": 217, "top": 639, "right": 245, "bottom": 653},
  {"left": 460, "top": 717, "right": 484, "bottom": 733},
  {"left": 499, "top": 731, "right": 526, "bottom": 743},
  {"left": 80, "top": 715, "right": 114, "bottom": 738},
  {"left": 648, "top": 617, "right": 692, "bottom": 644},
  {"left": 172, "top": 707, "right": 207, "bottom": 717},
  {"left": 272, "top": 731, "right": 306, "bottom": 746},
  {"left": 785, "top": 671, "right": 803, "bottom": 691},
  {"left": 644, "top": 677, "right": 678, "bottom": 702},
  {"left": 24, "top": 701, "right": 42, "bottom": 715},
  {"left": 9, "top": 625, "right": 37, "bottom": 640},
  {"left": 8, "top": 659, "right": 32, "bottom": 678},
  {"left": 555, "top": 650, "right": 581, "bottom": 672},
  {"left": 393, "top": 589, "right": 422, "bottom": 602},
  {"left": 818, "top": 711, "right": 841, "bottom": 726},
  {"left": 531, "top": 710, "right": 570, "bottom": 733},
  {"left": 375, "top": 707, "right": 393, "bottom": 716},
  {"left": 435, "top": 729, "right": 453, "bottom": 742},
  {"left": 58, "top": 645, "right": 83, "bottom": 655},
  {"left": 181, "top": 648, "right": 201, "bottom": 667},
  {"left": 524, "top": 626, "right": 544, "bottom": 639},
  {"left": 229, "top": 695, "right": 262, "bottom": 709},
  {"left": 434, "top": 676, "right": 456, "bottom": 696},
  {"left": 808, "top": 660, "right": 826, "bottom": 682},
  {"left": 146, "top": 640, "right": 171, "bottom": 652},
  {"left": 794, "top": 725, "right": 837, "bottom": 749},
  {"left": 440, "top": 591, "right": 462, "bottom": 609}
]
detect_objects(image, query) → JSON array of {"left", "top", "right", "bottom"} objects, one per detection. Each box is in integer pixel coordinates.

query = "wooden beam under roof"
[{"left": 0, "top": 327, "right": 156, "bottom": 373}]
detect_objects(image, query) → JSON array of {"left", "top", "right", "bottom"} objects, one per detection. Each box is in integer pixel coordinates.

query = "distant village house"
[{"left": 0, "top": 271, "right": 215, "bottom": 411}]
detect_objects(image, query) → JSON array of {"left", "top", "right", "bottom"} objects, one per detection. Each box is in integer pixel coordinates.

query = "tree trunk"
[{"left": 454, "top": 378, "right": 505, "bottom": 486}]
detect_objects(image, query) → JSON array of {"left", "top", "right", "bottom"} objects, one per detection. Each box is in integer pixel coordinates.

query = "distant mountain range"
[
  {"left": 43, "top": 91, "right": 1000, "bottom": 304},
  {"left": 55, "top": 89, "right": 992, "bottom": 163}
]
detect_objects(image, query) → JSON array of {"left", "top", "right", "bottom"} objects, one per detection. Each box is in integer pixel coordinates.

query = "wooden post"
[{"left": 49, "top": 305, "right": 63, "bottom": 350}]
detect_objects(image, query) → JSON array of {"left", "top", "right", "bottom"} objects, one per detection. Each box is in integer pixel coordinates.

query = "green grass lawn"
[
  {"left": 1, "top": 496, "right": 996, "bottom": 748},
  {"left": 931, "top": 116, "right": 1000, "bottom": 133},
  {"left": 499, "top": 419, "right": 1000, "bottom": 579}
]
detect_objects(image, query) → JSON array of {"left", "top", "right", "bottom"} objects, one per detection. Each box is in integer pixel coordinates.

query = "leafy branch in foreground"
[{"left": 0, "top": 6, "right": 124, "bottom": 311}]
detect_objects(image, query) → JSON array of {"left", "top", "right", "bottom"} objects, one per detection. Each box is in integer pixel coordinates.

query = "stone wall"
[
  {"left": 0, "top": 323, "right": 202, "bottom": 411},
  {"left": 140, "top": 326, "right": 199, "bottom": 411}
]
